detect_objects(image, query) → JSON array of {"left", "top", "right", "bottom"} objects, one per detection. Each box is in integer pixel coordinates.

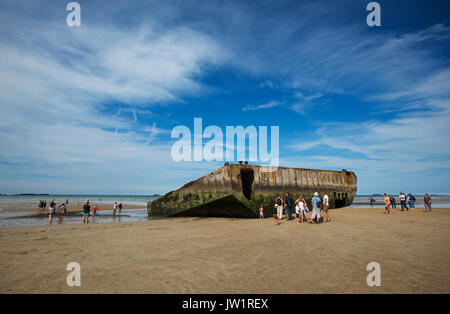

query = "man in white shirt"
[
  {"left": 399, "top": 192, "right": 409, "bottom": 211},
  {"left": 323, "top": 192, "right": 330, "bottom": 222}
]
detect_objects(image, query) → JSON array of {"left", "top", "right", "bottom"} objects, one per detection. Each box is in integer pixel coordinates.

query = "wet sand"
[{"left": 0, "top": 207, "right": 449, "bottom": 293}]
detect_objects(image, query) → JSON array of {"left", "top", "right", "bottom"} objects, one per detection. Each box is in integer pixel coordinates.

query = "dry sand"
[{"left": 0, "top": 207, "right": 449, "bottom": 293}]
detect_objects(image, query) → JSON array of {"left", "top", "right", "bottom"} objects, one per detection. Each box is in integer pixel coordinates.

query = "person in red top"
[
  {"left": 92, "top": 205, "right": 98, "bottom": 216},
  {"left": 383, "top": 194, "right": 390, "bottom": 215}
]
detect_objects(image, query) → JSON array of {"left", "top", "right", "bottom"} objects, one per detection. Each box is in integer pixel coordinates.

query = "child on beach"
[
  {"left": 284, "top": 203, "right": 290, "bottom": 220},
  {"left": 298, "top": 196, "right": 308, "bottom": 223},
  {"left": 92, "top": 205, "right": 98, "bottom": 216},
  {"left": 384, "top": 194, "right": 390, "bottom": 215},
  {"left": 57, "top": 203, "right": 66, "bottom": 222},
  {"left": 295, "top": 201, "right": 300, "bottom": 223},
  {"left": 273, "top": 204, "right": 278, "bottom": 226},
  {"left": 113, "top": 202, "right": 117, "bottom": 216},
  {"left": 259, "top": 205, "right": 264, "bottom": 219}
]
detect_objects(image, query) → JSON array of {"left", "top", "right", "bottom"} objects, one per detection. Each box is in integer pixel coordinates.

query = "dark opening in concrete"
[
  {"left": 240, "top": 168, "right": 254, "bottom": 200},
  {"left": 169, "top": 195, "right": 256, "bottom": 218}
]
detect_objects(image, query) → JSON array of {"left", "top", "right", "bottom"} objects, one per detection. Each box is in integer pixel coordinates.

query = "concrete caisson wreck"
[{"left": 148, "top": 163, "right": 357, "bottom": 218}]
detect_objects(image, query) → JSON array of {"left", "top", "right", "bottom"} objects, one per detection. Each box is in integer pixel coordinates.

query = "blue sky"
[{"left": 0, "top": 0, "right": 449, "bottom": 195}]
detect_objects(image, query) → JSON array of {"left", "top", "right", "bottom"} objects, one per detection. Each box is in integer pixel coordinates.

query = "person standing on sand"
[
  {"left": 295, "top": 200, "right": 301, "bottom": 224},
  {"left": 57, "top": 203, "right": 66, "bottom": 222},
  {"left": 259, "top": 205, "right": 264, "bottom": 219},
  {"left": 113, "top": 202, "right": 117, "bottom": 216},
  {"left": 285, "top": 192, "right": 293, "bottom": 220},
  {"left": 275, "top": 195, "right": 283, "bottom": 219},
  {"left": 408, "top": 194, "right": 416, "bottom": 209},
  {"left": 383, "top": 194, "right": 390, "bottom": 215},
  {"left": 48, "top": 203, "right": 56, "bottom": 224},
  {"left": 389, "top": 195, "right": 396, "bottom": 208},
  {"left": 118, "top": 201, "right": 123, "bottom": 216},
  {"left": 92, "top": 204, "right": 98, "bottom": 216},
  {"left": 424, "top": 193, "right": 432, "bottom": 212},
  {"left": 310, "top": 192, "right": 321, "bottom": 224},
  {"left": 273, "top": 204, "right": 278, "bottom": 226},
  {"left": 369, "top": 196, "right": 375, "bottom": 207},
  {"left": 300, "top": 197, "right": 308, "bottom": 223},
  {"left": 399, "top": 192, "right": 408, "bottom": 211},
  {"left": 322, "top": 192, "right": 330, "bottom": 222},
  {"left": 83, "top": 200, "right": 90, "bottom": 223}
]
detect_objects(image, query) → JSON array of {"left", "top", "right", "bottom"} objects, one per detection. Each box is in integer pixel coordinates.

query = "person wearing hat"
[{"left": 310, "top": 192, "right": 322, "bottom": 224}]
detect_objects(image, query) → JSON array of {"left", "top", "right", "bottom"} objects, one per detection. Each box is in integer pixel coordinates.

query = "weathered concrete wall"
[{"left": 148, "top": 163, "right": 357, "bottom": 218}]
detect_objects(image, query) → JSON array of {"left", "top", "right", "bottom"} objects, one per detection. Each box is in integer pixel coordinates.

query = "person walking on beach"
[
  {"left": 48, "top": 203, "right": 56, "bottom": 224},
  {"left": 369, "top": 196, "right": 375, "bottom": 208},
  {"left": 275, "top": 195, "right": 284, "bottom": 219},
  {"left": 285, "top": 192, "right": 293, "bottom": 220},
  {"left": 92, "top": 204, "right": 98, "bottom": 216},
  {"left": 407, "top": 193, "right": 416, "bottom": 209},
  {"left": 83, "top": 200, "right": 91, "bottom": 223},
  {"left": 310, "top": 192, "right": 321, "bottom": 224},
  {"left": 322, "top": 192, "right": 330, "bottom": 222},
  {"left": 399, "top": 192, "right": 408, "bottom": 211},
  {"left": 383, "top": 193, "right": 390, "bottom": 215},
  {"left": 273, "top": 204, "right": 278, "bottom": 226},
  {"left": 57, "top": 203, "right": 66, "bottom": 222},
  {"left": 389, "top": 195, "right": 396, "bottom": 208},
  {"left": 259, "top": 205, "right": 264, "bottom": 219},
  {"left": 424, "top": 193, "right": 432, "bottom": 212},
  {"left": 113, "top": 202, "right": 117, "bottom": 216},
  {"left": 118, "top": 201, "right": 123, "bottom": 216},
  {"left": 298, "top": 197, "right": 308, "bottom": 223}
]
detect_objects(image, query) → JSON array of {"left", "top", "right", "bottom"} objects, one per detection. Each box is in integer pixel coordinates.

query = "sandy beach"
[{"left": 1, "top": 207, "right": 449, "bottom": 294}]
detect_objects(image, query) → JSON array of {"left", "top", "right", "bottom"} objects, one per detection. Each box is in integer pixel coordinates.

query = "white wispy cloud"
[
  {"left": 242, "top": 100, "right": 281, "bottom": 111},
  {"left": 0, "top": 6, "right": 228, "bottom": 193}
]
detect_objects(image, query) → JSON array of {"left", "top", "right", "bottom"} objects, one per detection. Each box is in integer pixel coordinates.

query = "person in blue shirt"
[
  {"left": 310, "top": 192, "right": 321, "bottom": 224},
  {"left": 424, "top": 193, "right": 432, "bottom": 212}
]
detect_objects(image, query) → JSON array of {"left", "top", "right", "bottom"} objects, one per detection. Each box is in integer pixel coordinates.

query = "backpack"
[
  {"left": 315, "top": 197, "right": 322, "bottom": 209},
  {"left": 276, "top": 198, "right": 282, "bottom": 206}
]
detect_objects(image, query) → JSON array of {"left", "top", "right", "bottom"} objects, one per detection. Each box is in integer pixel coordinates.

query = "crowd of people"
[
  {"left": 260, "top": 191, "right": 331, "bottom": 227},
  {"left": 38, "top": 199, "right": 124, "bottom": 224},
  {"left": 39, "top": 199, "right": 69, "bottom": 223},
  {"left": 381, "top": 193, "right": 432, "bottom": 214}
]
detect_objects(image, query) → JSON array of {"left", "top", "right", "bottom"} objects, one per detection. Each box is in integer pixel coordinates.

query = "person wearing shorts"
[
  {"left": 83, "top": 200, "right": 91, "bottom": 223},
  {"left": 322, "top": 192, "right": 330, "bottom": 222},
  {"left": 384, "top": 193, "right": 390, "bottom": 215},
  {"left": 48, "top": 205, "right": 56, "bottom": 224},
  {"left": 310, "top": 192, "right": 321, "bottom": 224},
  {"left": 299, "top": 198, "right": 308, "bottom": 223},
  {"left": 259, "top": 205, "right": 264, "bottom": 219},
  {"left": 273, "top": 204, "right": 278, "bottom": 226}
]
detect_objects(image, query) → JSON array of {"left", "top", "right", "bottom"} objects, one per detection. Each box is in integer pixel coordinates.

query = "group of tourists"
[
  {"left": 82, "top": 200, "right": 123, "bottom": 223},
  {"left": 39, "top": 199, "right": 124, "bottom": 224},
  {"left": 259, "top": 191, "right": 330, "bottom": 226},
  {"left": 39, "top": 199, "right": 69, "bottom": 223},
  {"left": 383, "top": 193, "right": 432, "bottom": 215}
]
